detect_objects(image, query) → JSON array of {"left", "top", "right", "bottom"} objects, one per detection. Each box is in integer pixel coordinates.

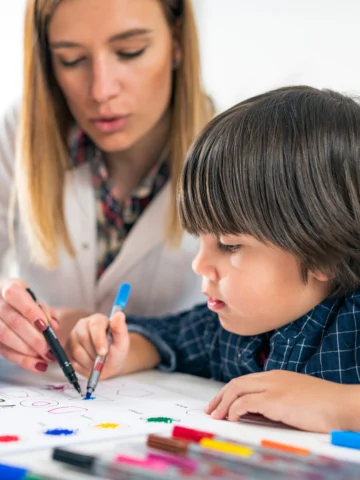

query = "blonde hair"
[{"left": 16, "top": 0, "right": 212, "bottom": 268}]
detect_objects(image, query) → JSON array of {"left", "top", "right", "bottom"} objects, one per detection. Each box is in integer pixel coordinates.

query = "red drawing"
[
  {"left": 0, "top": 435, "right": 20, "bottom": 443},
  {"left": 42, "top": 384, "right": 76, "bottom": 392},
  {"left": 48, "top": 406, "right": 88, "bottom": 415},
  {"left": 20, "top": 399, "right": 59, "bottom": 408},
  {"left": 43, "top": 385, "right": 67, "bottom": 391}
]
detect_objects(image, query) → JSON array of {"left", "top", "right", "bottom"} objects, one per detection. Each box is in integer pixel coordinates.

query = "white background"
[{"left": 0, "top": 0, "right": 360, "bottom": 114}]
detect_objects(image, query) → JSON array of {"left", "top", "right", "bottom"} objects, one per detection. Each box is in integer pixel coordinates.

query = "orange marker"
[{"left": 260, "top": 440, "right": 310, "bottom": 456}]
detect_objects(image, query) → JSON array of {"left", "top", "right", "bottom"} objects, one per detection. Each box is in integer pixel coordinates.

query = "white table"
[{"left": 3, "top": 370, "right": 360, "bottom": 479}]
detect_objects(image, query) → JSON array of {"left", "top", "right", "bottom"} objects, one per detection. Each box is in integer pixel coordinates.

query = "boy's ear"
[{"left": 310, "top": 271, "right": 330, "bottom": 282}]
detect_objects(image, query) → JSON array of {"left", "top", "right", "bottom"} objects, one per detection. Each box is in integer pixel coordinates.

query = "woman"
[{"left": 0, "top": 0, "right": 212, "bottom": 373}]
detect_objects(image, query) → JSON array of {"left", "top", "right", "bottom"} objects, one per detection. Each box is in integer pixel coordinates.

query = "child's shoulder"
[{"left": 267, "top": 288, "right": 360, "bottom": 383}]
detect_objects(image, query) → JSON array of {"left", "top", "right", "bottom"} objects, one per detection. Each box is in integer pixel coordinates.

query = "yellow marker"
[
  {"left": 200, "top": 438, "right": 253, "bottom": 457},
  {"left": 95, "top": 423, "right": 119, "bottom": 429}
]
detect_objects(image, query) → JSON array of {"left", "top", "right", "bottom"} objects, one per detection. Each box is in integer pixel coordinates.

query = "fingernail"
[
  {"left": 45, "top": 350, "right": 56, "bottom": 362},
  {"left": 35, "top": 362, "right": 48, "bottom": 372},
  {"left": 211, "top": 410, "right": 218, "bottom": 418},
  {"left": 34, "top": 319, "right": 47, "bottom": 332},
  {"left": 98, "top": 347, "right": 107, "bottom": 356}
]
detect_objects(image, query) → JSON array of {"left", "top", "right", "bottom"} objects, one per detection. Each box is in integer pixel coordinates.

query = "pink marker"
[
  {"left": 147, "top": 452, "right": 197, "bottom": 471},
  {"left": 115, "top": 455, "right": 168, "bottom": 472}
]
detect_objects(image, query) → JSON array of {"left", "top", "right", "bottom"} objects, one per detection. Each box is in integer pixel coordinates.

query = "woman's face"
[{"left": 48, "top": 0, "right": 179, "bottom": 152}]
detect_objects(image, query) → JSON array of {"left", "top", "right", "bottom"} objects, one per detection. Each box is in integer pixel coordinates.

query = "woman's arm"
[{"left": 0, "top": 101, "right": 20, "bottom": 267}]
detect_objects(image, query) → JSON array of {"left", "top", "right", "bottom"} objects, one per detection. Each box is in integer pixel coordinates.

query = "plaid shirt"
[
  {"left": 70, "top": 130, "right": 169, "bottom": 278},
  {"left": 127, "top": 289, "right": 360, "bottom": 383}
]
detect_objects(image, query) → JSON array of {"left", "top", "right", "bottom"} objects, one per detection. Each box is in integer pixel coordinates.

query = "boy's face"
[{"left": 193, "top": 234, "right": 332, "bottom": 335}]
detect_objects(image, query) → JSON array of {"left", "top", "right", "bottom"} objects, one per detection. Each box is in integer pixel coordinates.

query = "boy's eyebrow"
[{"left": 49, "top": 28, "right": 152, "bottom": 49}]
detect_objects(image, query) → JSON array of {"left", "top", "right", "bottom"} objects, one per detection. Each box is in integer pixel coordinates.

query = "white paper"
[{"left": 0, "top": 360, "right": 211, "bottom": 455}]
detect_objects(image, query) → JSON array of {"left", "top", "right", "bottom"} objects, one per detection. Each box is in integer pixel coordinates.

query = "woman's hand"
[
  {"left": 206, "top": 370, "right": 351, "bottom": 433},
  {"left": 0, "top": 278, "right": 59, "bottom": 373}
]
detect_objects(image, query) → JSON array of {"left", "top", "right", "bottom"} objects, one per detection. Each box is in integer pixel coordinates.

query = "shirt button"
[{"left": 82, "top": 243, "right": 89, "bottom": 250}]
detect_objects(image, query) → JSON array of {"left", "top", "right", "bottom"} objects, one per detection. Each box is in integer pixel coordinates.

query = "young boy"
[{"left": 66, "top": 86, "right": 360, "bottom": 433}]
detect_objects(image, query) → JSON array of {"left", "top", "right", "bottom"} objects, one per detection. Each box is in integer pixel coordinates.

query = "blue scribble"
[{"left": 44, "top": 429, "right": 76, "bottom": 436}]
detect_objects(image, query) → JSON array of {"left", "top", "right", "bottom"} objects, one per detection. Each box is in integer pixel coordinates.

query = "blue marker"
[
  {"left": 331, "top": 431, "right": 360, "bottom": 450},
  {"left": 85, "top": 283, "right": 131, "bottom": 399},
  {"left": 0, "top": 462, "right": 46, "bottom": 479}
]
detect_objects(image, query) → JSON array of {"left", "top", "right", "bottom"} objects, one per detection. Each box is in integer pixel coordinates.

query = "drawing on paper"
[
  {"left": 0, "top": 388, "right": 43, "bottom": 399},
  {"left": 66, "top": 392, "right": 114, "bottom": 402},
  {"left": 186, "top": 409, "right": 208, "bottom": 418},
  {"left": 48, "top": 406, "right": 89, "bottom": 415},
  {"left": 20, "top": 400, "right": 59, "bottom": 408},
  {"left": 94, "top": 423, "right": 120, "bottom": 429},
  {"left": 44, "top": 429, "right": 77, "bottom": 436},
  {"left": 0, "top": 436, "right": 20, "bottom": 443},
  {"left": 145, "top": 417, "right": 179, "bottom": 424},
  {"left": 0, "top": 365, "right": 211, "bottom": 456},
  {"left": 43, "top": 385, "right": 68, "bottom": 391},
  {"left": 116, "top": 386, "right": 153, "bottom": 398}
]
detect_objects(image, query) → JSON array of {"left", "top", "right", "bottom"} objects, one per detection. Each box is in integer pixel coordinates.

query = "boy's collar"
[{"left": 273, "top": 291, "right": 360, "bottom": 341}]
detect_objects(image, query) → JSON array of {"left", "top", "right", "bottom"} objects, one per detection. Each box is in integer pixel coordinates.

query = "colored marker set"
[
  {"left": 47, "top": 425, "right": 360, "bottom": 479},
  {"left": 2, "top": 426, "right": 360, "bottom": 479},
  {"left": 146, "top": 426, "right": 360, "bottom": 479}
]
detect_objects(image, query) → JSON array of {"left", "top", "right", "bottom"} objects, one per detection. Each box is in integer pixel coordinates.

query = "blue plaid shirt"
[{"left": 127, "top": 289, "right": 360, "bottom": 383}]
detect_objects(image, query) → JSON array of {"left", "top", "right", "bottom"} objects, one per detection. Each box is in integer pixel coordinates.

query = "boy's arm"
[
  {"left": 65, "top": 304, "right": 218, "bottom": 380},
  {"left": 126, "top": 304, "right": 217, "bottom": 378},
  {"left": 121, "top": 332, "right": 161, "bottom": 374}
]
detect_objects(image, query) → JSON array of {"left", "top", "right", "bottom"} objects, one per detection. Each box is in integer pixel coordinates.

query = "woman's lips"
[
  {"left": 207, "top": 297, "right": 226, "bottom": 311},
  {"left": 91, "top": 116, "right": 129, "bottom": 133}
]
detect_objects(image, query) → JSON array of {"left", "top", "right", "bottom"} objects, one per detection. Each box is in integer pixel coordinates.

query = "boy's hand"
[
  {"left": 52, "top": 307, "right": 90, "bottom": 345},
  {"left": 66, "top": 312, "right": 130, "bottom": 379},
  {"left": 205, "top": 370, "right": 350, "bottom": 433}
]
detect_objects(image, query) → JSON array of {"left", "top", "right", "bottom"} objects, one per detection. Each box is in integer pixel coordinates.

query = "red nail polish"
[
  {"left": 45, "top": 350, "right": 56, "bottom": 362},
  {"left": 35, "top": 362, "right": 48, "bottom": 372},
  {"left": 34, "top": 319, "right": 47, "bottom": 332}
]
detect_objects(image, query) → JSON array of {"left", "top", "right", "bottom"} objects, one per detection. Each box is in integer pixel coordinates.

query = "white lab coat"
[{"left": 0, "top": 102, "right": 205, "bottom": 316}]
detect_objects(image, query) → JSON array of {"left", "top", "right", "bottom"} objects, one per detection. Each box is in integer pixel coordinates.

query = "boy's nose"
[{"left": 192, "top": 252, "right": 217, "bottom": 282}]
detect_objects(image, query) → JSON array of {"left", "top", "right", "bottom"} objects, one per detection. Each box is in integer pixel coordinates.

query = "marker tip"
[{"left": 74, "top": 382, "right": 82, "bottom": 395}]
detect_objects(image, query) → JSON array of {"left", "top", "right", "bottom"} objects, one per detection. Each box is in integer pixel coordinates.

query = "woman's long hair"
[{"left": 15, "top": 0, "right": 212, "bottom": 268}]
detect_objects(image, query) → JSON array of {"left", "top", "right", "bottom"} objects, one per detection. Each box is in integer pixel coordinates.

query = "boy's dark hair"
[{"left": 178, "top": 86, "right": 360, "bottom": 296}]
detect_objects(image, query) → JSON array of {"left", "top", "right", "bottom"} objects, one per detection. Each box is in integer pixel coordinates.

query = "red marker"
[{"left": 171, "top": 426, "right": 358, "bottom": 475}]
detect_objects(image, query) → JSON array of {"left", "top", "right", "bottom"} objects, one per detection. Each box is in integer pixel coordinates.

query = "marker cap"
[
  {"left": 331, "top": 431, "right": 360, "bottom": 450},
  {"left": 114, "top": 283, "right": 131, "bottom": 311},
  {"left": 172, "top": 425, "right": 214, "bottom": 443},
  {"left": 52, "top": 448, "right": 96, "bottom": 471}
]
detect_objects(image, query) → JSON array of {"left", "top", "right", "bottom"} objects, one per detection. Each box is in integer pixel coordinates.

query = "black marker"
[
  {"left": 26, "top": 288, "right": 82, "bottom": 395},
  {"left": 52, "top": 448, "right": 162, "bottom": 479}
]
